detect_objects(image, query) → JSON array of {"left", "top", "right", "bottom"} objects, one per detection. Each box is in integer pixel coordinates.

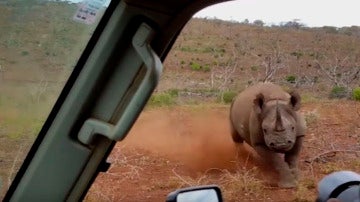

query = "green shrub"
[
  {"left": 285, "top": 75, "right": 296, "bottom": 84},
  {"left": 190, "top": 61, "right": 201, "bottom": 71},
  {"left": 189, "top": 62, "right": 210, "bottom": 72},
  {"left": 202, "top": 64, "right": 211, "bottom": 72},
  {"left": 180, "top": 46, "right": 196, "bottom": 52},
  {"left": 329, "top": 86, "right": 347, "bottom": 99},
  {"left": 290, "top": 51, "right": 303, "bottom": 59},
  {"left": 21, "top": 51, "right": 29, "bottom": 56},
  {"left": 167, "top": 89, "right": 179, "bottom": 97},
  {"left": 148, "top": 93, "right": 176, "bottom": 107},
  {"left": 250, "top": 65, "right": 259, "bottom": 71},
  {"left": 218, "top": 91, "right": 237, "bottom": 104},
  {"left": 352, "top": 87, "right": 360, "bottom": 101},
  {"left": 148, "top": 89, "right": 180, "bottom": 107}
]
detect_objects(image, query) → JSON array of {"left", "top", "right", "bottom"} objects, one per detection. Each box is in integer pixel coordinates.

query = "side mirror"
[
  {"left": 166, "top": 185, "right": 223, "bottom": 202},
  {"left": 317, "top": 170, "right": 360, "bottom": 202}
]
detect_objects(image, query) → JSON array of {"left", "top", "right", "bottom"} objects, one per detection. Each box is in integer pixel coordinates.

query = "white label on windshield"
[{"left": 73, "top": 0, "right": 106, "bottom": 24}]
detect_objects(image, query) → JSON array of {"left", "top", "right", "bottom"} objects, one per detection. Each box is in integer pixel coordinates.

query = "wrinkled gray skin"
[{"left": 229, "top": 82, "right": 306, "bottom": 188}]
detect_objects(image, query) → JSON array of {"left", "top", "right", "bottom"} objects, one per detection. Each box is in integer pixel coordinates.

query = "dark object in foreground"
[{"left": 317, "top": 171, "right": 360, "bottom": 202}]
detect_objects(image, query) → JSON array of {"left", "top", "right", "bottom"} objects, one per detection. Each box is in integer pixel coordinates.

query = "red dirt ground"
[{"left": 85, "top": 100, "right": 360, "bottom": 202}]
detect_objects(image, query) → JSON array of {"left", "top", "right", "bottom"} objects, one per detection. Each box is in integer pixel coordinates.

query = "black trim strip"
[{"left": 329, "top": 181, "right": 360, "bottom": 199}]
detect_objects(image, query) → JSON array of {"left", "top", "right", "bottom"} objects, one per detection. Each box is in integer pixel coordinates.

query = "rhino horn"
[{"left": 275, "top": 101, "right": 285, "bottom": 131}]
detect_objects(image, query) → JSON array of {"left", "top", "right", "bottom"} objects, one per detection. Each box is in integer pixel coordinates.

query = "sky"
[
  {"left": 194, "top": 0, "right": 360, "bottom": 27},
  {"left": 67, "top": 0, "right": 360, "bottom": 27}
]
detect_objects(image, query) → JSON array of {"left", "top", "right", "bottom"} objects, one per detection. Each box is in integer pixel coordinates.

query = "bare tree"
[
  {"left": 314, "top": 54, "right": 360, "bottom": 95},
  {"left": 250, "top": 40, "right": 287, "bottom": 83},
  {"left": 30, "top": 76, "right": 49, "bottom": 103},
  {"left": 293, "top": 75, "right": 318, "bottom": 88},
  {"left": 210, "top": 44, "right": 238, "bottom": 91},
  {"left": 262, "top": 54, "right": 281, "bottom": 82}
]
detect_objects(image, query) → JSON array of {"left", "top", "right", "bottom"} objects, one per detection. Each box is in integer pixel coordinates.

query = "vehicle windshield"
[
  {"left": 84, "top": 1, "right": 360, "bottom": 202},
  {"left": 0, "top": 0, "right": 110, "bottom": 197}
]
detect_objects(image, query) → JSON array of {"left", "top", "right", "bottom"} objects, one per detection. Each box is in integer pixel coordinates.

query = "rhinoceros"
[{"left": 229, "top": 82, "right": 306, "bottom": 188}]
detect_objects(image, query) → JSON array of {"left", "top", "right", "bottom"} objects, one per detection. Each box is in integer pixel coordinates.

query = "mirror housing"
[
  {"left": 166, "top": 185, "right": 223, "bottom": 202},
  {"left": 316, "top": 171, "right": 360, "bottom": 202}
]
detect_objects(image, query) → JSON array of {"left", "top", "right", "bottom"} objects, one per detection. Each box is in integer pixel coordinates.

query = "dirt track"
[{"left": 85, "top": 101, "right": 360, "bottom": 202}]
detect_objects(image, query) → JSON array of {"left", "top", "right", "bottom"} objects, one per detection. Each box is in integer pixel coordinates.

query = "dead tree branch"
[
  {"left": 314, "top": 54, "right": 360, "bottom": 92},
  {"left": 210, "top": 44, "right": 238, "bottom": 91},
  {"left": 305, "top": 149, "right": 360, "bottom": 164}
]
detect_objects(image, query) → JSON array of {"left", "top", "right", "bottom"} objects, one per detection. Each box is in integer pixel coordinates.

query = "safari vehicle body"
[{"left": 3, "top": 0, "right": 229, "bottom": 201}]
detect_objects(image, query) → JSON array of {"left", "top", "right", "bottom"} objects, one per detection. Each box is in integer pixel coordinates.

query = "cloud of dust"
[{"left": 121, "top": 107, "right": 263, "bottom": 173}]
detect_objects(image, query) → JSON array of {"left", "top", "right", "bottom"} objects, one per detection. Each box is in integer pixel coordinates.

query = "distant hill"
[{"left": 163, "top": 18, "right": 360, "bottom": 98}]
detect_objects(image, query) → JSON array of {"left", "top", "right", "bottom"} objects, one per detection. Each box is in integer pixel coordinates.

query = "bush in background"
[
  {"left": 217, "top": 91, "right": 237, "bottom": 104},
  {"left": 148, "top": 90, "right": 179, "bottom": 107},
  {"left": 285, "top": 75, "right": 296, "bottom": 84},
  {"left": 189, "top": 61, "right": 210, "bottom": 72},
  {"left": 329, "top": 86, "right": 347, "bottom": 99},
  {"left": 352, "top": 87, "right": 360, "bottom": 101}
]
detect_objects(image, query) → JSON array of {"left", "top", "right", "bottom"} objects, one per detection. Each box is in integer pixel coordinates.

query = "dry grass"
[
  {"left": 85, "top": 146, "right": 185, "bottom": 201},
  {"left": 0, "top": 82, "right": 61, "bottom": 198},
  {"left": 304, "top": 109, "right": 320, "bottom": 127},
  {"left": 219, "top": 168, "right": 265, "bottom": 201},
  {"left": 149, "top": 176, "right": 184, "bottom": 191},
  {"left": 170, "top": 166, "right": 265, "bottom": 201},
  {"left": 292, "top": 178, "right": 317, "bottom": 202},
  {"left": 86, "top": 144, "right": 267, "bottom": 201},
  {"left": 319, "top": 162, "right": 342, "bottom": 174},
  {"left": 84, "top": 182, "right": 120, "bottom": 202}
]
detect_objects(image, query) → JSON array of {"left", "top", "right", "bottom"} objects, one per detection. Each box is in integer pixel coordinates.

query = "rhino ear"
[
  {"left": 253, "top": 93, "right": 265, "bottom": 114},
  {"left": 289, "top": 91, "right": 301, "bottom": 111}
]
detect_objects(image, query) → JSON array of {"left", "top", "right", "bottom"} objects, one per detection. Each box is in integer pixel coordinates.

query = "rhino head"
[{"left": 253, "top": 91, "right": 301, "bottom": 152}]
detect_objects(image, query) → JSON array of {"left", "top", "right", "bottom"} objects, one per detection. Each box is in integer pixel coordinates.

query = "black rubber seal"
[{"left": 328, "top": 181, "right": 360, "bottom": 199}]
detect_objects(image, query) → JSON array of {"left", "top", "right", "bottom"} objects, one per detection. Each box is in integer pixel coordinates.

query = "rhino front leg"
[
  {"left": 285, "top": 136, "right": 304, "bottom": 180},
  {"left": 254, "top": 144, "right": 296, "bottom": 188}
]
